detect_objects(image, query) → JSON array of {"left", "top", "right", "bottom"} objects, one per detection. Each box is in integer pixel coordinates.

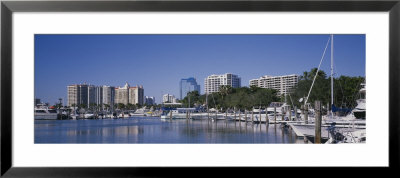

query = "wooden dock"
[
  {"left": 288, "top": 123, "right": 365, "bottom": 139},
  {"left": 288, "top": 123, "right": 304, "bottom": 138}
]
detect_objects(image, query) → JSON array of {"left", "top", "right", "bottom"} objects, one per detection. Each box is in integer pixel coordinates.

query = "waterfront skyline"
[{"left": 35, "top": 34, "right": 365, "bottom": 104}]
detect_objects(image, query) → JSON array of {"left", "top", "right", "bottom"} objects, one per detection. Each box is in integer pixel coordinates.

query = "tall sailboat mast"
[{"left": 330, "top": 34, "right": 334, "bottom": 118}]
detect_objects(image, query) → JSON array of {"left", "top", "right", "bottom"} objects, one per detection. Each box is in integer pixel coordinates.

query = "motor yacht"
[{"left": 34, "top": 104, "right": 58, "bottom": 120}]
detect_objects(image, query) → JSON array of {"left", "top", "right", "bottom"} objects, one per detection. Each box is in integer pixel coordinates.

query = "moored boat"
[
  {"left": 34, "top": 104, "right": 58, "bottom": 120},
  {"left": 352, "top": 83, "right": 366, "bottom": 119},
  {"left": 118, "top": 111, "right": 131, "bottom": 118}
]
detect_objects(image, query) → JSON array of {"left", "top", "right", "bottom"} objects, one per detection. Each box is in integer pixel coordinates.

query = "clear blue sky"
[{"left": 35, "top": 34, "right": 365, "bottom": 105}]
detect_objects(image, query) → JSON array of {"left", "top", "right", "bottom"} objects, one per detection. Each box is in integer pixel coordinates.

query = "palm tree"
[
  {"left": 103, "top": 104, "right": 110, "bottom": 111},
  {"left": 219, "top": 85, "right": 232, "bottom": 100},
  {"left": 301, "top": 71, "right": 309, "bottom": 80},
  {"left": 117, "top": 103, "right": 125, "bottom": 110},
  {"left": 79, "top": 104, "right": 87, "bottom": 109},
  {"left": 89, "top": 103, "right": 97, "bottom": 112},
  {"left": 127, "top": 103, "right": 135, "bottom": 110}
]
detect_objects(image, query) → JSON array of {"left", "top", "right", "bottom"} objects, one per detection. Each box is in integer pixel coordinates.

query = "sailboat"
[
  {"left": 294, "top": 35, "right": 366, "bottom": 144},
  {"left": 301, "top": 35, "right": 362, "bottom": 121},
  {"left": 324, "top": 35, "right": 366, "bottom": 143},
  {"left": 327, "top": 35, "right": 365, "bottom": 121}
]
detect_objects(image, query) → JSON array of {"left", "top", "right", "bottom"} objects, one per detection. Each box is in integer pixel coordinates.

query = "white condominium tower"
[
  {"left": 115, "top": 82, "right": 130, "bottom": 105},
  {"left": 204, "top": 73, "right": 241, "bottom": 94},
  {"left": 162, "top": 94, "right": 176, "bottom": 103},
  {"left": 249, "top": 74, "right": 299, "bottom": 96},
  {"left": 115, "top": 82, "right": 144, "bottom": 105}
]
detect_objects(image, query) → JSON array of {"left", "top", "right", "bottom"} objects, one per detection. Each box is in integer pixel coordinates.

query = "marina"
[
  {"left": 34, "top": 34, "right": 366, "bottom": 144},
  {"left": 34, "top": 100, "right": 366, "bottom": 144}
]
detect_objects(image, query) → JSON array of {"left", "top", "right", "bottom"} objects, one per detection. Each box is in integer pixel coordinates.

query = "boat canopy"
[
  {"left": 332, "top": 104, "right": 352, "bottom": 113},
  {"left": 176, "top": 108, "right": 196, "bottom": 111}
]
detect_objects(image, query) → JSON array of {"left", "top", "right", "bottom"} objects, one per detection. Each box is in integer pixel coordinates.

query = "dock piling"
[
  {"left": 301, "top": 105, "right": 304, "bottom": 116},
  {"left": 234, "top": 108, "right": 237, "bottom": 123},
  {"left": 215, "top": 110, "right": 218, "bottom": 123},
  {"left": 251, "top": 108, "right": 254, "bottom": 124},
  {"left": 239, "top": 110, "right": 242, "bottom": 126},
  {"left": 265, "top": 106, "right": 269, "bottom": 125},
  {"left": 245, "top": 110, "right": 248, "bottom": 125},
  {"left": 304, "top": 104, "right": 308, "bottom": 124},
  {"left": 315, "top": 101, "right": 322, "bottom": 144},
  {"left": 225, "top": 110, "right": 228, "bottom": 122},
  {"left": 327, "top": 103, "right": 329, "bottom": 117}
]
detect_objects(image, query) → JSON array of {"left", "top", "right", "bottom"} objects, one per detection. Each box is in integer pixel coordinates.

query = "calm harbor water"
[{"left": 35, "top": 117, "right": 303, "bottom": 143}]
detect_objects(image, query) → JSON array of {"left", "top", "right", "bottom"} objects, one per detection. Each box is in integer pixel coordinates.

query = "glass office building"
[{"left": 180, "top": 77, "right": 201, "bottom": 99}]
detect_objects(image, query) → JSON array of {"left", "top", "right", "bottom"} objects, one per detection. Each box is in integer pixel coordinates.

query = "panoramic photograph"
[{"left": 34, "top": 34, "right": 366, "bottom": 144}]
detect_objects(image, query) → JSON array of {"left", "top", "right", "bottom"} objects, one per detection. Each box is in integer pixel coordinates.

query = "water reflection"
[{"left": 35, "top": 117, "right": 301, "bottom": 144}]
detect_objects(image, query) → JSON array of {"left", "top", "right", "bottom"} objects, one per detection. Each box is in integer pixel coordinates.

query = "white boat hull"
[
  {"left": 34, "top": 114, "right": 58, "bottom": 120},
  {"left": 130, "top": 114, "right": 145, "bottom": 117},
  {"left": 84, "top": 114, "right": 95, "bottom": 119}
]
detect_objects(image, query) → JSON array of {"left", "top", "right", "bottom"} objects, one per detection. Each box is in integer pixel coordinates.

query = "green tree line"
[
  {"left": 180, "top": 85, "right": 280, "bottom": 111},
  {"left": 291, "top": 68, "right": 365, "bottom": 109}
]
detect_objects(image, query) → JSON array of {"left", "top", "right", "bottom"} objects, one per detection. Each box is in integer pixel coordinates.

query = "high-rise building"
[
  {"left": 249, "top": 74, "right": 299, "bottom": 96},
  {"left": 87, "top": 85, "right": 105, "bottom": 107},
  {"left": 145, "top": 96, "right": 156, "bottom": 105},
  {"left": 204, "top": 73, "right": 241, "bottom": 94},
  {"left": 115, "top": 82, "right": 130, "bottom": 105},
  {"left": 102, "top": 86, "right": 115, "bottom": 107},
  {"left": 67, "top": 85, "right": 79, "bottom": 107},
  {"left": 68, "top": 82, "right": 143, "bottom": 108},
  {"left": 88, "top": 85, "right": 96, "bottom": 105},
  {"left": 67, "top": 83, "right": 88, "bottom": 107},
  {"left": 180, "top": 77, "right": 200, "bottom": 99},
  {"left": 128, "top": 85, "right": 144, "bottom": 105},
  {"left": 95, "top": 86, "right": 103, "bottom": 106},
  {"left": 79, "top": 84, "right": 88, "bottom": 106},
  {"left": 162, "top": 94, "right": 176, "bottom": 103},
  {"left": 115, "top": 82, "right": 144, "bottom": 106}
]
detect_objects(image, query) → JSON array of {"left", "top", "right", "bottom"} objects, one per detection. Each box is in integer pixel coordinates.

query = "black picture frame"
[{"left": 1, "top": 0, "right": 399, "bottom": 177}]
